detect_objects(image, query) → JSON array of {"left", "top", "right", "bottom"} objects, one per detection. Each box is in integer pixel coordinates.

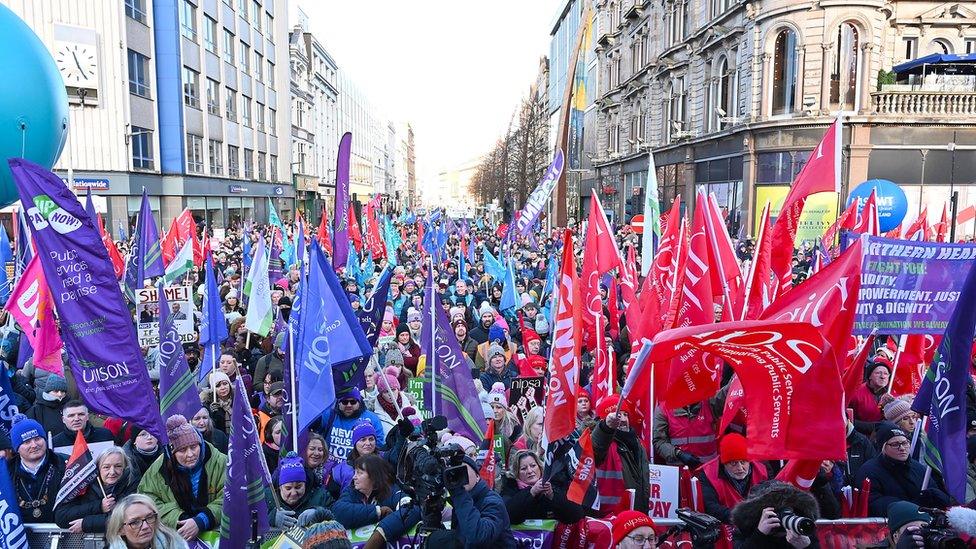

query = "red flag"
[
  {"left": 776, "top": 459, "right": 823, "bottom": 490},
  {"left": 619, "top": 245, "right": 640, "bottom": 321},
  {"left": 641, "top": 197, "right": 684, "bottom": 330},
  {"left": 416, "top": 220, "right": 426, "bottom": 256},
  {"left": 348, "top": 206, "right": 364, "bottom": 253},
  {"left": 161, "top": 216, "right": 181, "bottom": 265},
  {"left": 97, "top": 213, "right": 125, "bottom": 279},
  {"left": 495, "top": 223, "right": 509, "bottom": 239},
  {"left": 567, "top": 429, "right": 596, "bottom": 505},
  {"left": 884, "top": 224, "right": 903, "bottom": 239},
  {"left": 761, "top": 239, "right": 863, "bottom": 362},
  {"left": 317, "top": 211, "right": 333, "bottom": 255},
  {"left": 843, "top": 333, "right": 877, "bottom": 399},
  {"left": 650, "top": 320, "right": 848, "bottom": 460},
  {"left": 581, "top": 195, "right": 624, "bottom": 349},
  {"left": 904, "top": 206, "right": 930, "bottom": 241},
  {"left": 890, "top": 335, "right": 935, "bottom": 396},
  {"left": 55, "top": 430, "right": 97, "bottom": 507},
  {"left": 544, "top": 230, "right": 581, "bottom": 444},
  {"left": 201, "top": 226, "right": 211, "bottom": 262},
  {"left": 770, "top": 118, "right": 842, "bottom": 295},
  {"left": 607, "top": 277, "right": 620, "bottom": 341},
  {"left": 936, "top": 203, "right": 949, "bottom": 242},
  {"left": 702, "top": 192, "right": 743, "bottom": 317},
  {"left": 851, "top": 189, "right": 880, "bottom": 236},
  {"left": 590, "top": 307, "right": 611, "bottom": 404},
  {"left": 822, "top": 199, "right": 858, "bottom": 250},
  {"left": 479, "top": 419, "right": 496, "bottom": 488},
  {"left": 719, "top": 375, "right": 745, "bottom": 435},
  {"left": 364, "top": 198, "right": 386, "bottom": 259},
  {"left": 743, "top": 201, "right": 774, "bottom": 320}
]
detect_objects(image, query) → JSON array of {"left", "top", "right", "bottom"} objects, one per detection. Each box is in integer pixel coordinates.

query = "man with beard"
[{"left": 470, "top": 302, "right": 496, "bottom": 344}]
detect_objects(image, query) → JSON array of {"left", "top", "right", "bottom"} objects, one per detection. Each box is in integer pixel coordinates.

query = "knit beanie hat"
[
  {"left": 611, "top": 510, "right": 656, "bottom": 545},
  {"left": 478, "top": 301, "right": 495, "bottom": 318},
  {"left": 165, "top": 415, "right": 200, "bottom": 453},
  {"left": 351, "top": 422, "right": 377, "bottom": 448},
  {"left": 535, "top": 316, "right": 551, "bottom": 336},
  {"left": 385, "top": 349, "right": 404, "bottom": 367},
  {"left": 383, "top": 305, "right": 394, "bottom": 325},
  {"left": 522, "top": 329, "right": 541, "bottom": 346},
  {"left": 302, "top": 519, "right": 352, "bottom": 549},
  {"left": 211, "top": 371, "right": 231, "bottom": 388},
  {"left": 577, "top": 388, "right": 592, "bottom": 404},
  {"left": 884, "top": 399, "right": 913, "bottom": 424},
  {"left": 395, "top": 323, "right": 411, "bottom": 337},
  {"left": 869, "top": 357, "right": 892, "bottom": 375},
  {"left": 45, "top": 375, "right": 68, "bottom": 393},
  {"left": 876, "top": 422, "right": 909, "bottom": 448},
  {"left": 407, "top": 308, "right": 422, "bottom": 323},
  {"left": 278, "top": 452, "right": 307, "bottom": 485},
  {"left": 488, "top": 323, "right": 506, "bottom": 344},
  {"left": 488, "top": 343, "right": 506, "bottom": 362},
  {"left": 719, "top": 433, "right": 749, "bottom": 464},
  {"left": 487, "top": 382, "right": 507, "bottom": 407},
  {"left": 378, "top": 367, "right": 400, "bottom": 393},
  {"left": 449, "top": 306, "right": 466, "bottom": 322},
  {"left": 596, "top": 394, "right": 634, "bottom": 419},
  {"left": 10, "top": 414, "right": 45, "bottom": 451},
  {"left": 887, "top": 501, "right": 931, "bottom": 535},
  {"left": 443, "top": 435, "right": 477, "bottom": 455}
]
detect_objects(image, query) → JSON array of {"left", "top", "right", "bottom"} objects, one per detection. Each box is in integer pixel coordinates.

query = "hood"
[{"left": 730, "top": 480, "right": 820, "bottom": 532}]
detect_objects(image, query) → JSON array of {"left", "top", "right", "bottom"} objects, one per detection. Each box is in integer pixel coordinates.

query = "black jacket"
[
  {"left": 7, "top": 450, "right": 67, "bottom": 523},
  {"left": 499, "top": 476, "right": 585, "bottom": 525},
  {"left": 591, "top": 420, "right": 650, "bottom": 514},
  {"left": 844, "top": 426, "right": 877, "bottom": 485},
  {"left": 26, "top": 397, "right": 67, "bottom": 438},
  {"left": 51, "top": 424, "right": 115, "bottom": 449},
  {"left": 730, "top": 480, "right": 821, "bottom": 549},
  {"left": 855, "top": 454, "right": 952, "bottom": 517},
  {"left": 54, "top": 466, "right": 141, "bottom": 533},
  {"left": 202, "top": 427, "right": 229, "bottom": 454}
]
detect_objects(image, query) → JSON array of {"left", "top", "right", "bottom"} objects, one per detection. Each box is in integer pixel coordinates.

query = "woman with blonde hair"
[
  {"left": 515, "top": 406, "right": 545, "bottom": 457},
  {"left": 105, "top": 494, "right": 187, "bottom": 549},
  {"left": 56, "top": 446, "right": 142, "bottom": 533}
]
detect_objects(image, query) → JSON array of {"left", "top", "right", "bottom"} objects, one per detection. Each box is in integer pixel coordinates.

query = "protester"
[
  {"left": 611, "top": 510, "right": 657, "bottom": 548},
  {"left": 51, "top": 399, "right": 115, "bottom": 448},
  {"left": 592, "top": 395, "right": 650, "bottom": 514},
  {"left": 56, "top": 447, "right": 142, "bottom": 533},
  {"left": 331, "top": 454, "right": 408, "bottom": 530},
  {"left": 105, "top": 494, "right": 188, "bottom": 549},
  {"left": 653, "top": 396, "right": 724, "bottom": 468},
  {"left": 500, "top": 449, "right": 585, "bottom": 524},
  {"left": 319, "top": 387, "right": 386, "bottom": 463},
  {"left": 7, "top": 414, "right": 67, "bottom": 523},
  {"left": 199, "top": 371, "right": 233, "bottom": 432},
  {"left": 189, "top": 407, "right": 229, "bottom": 454},
  {"left": 849, "top": 359, "right": 892, "bottom": 435},
  {"left": 267, "top": 453, "right": 335, "bottom": 529},
  {"left": 698, "top": 433, "right": 769, "bottom": 526},
  {"left": 262, "top": 416, "right": 285, "bottom": 472},
  {"left": 25, "top": 375, "right": 70, "bottom": 437},
  {"left": 123, "top": 427, "right": 164, "bottom": 477},
  {"left": 328, "top": 421, "right": 380, "bottom": 497}
]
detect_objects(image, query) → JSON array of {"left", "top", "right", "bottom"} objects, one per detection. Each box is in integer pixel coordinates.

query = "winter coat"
[
  {"left": 849, "top": 382, "right": 885, "bottom": 435},
  {"left": 448, "top": 480, "right": 517, "bottom": 548},
  {"left": 123, "top": 440, "right": 163, "bottom": 477},
  {"left": 855, "top": 454, "right": 952, "bottom": 517},
  {"left": 318, "top": 401, "right": 386, "bottom": 463},
  {"left": 252, "top": 352, "right": 284, "bottom": 394},
  {"left": 730, "top": 480, "right": 821, "bottom": 549},
  {"left": 201, "top": 427, "right": 229, "bottom": 454},
  {"left": 7, "top": 450, "right": 66, "bottom": 523},
  {"left": 500, "top": 476, "right": 585, "bottom": 525},
  {"left": 371, "top": 391, "right": 416, "bottom": 437},
  {"left": 479, "top": 367, "right": 516, "bottom": 391},
  {"left": 331, "top": 483, "right": 409, "bottom": 530},
  {"left": 25, "top": 396, "right": 67, "bottom": 438},
  {"left": 843, "top": 425, "right": 876, "bottom": 485},
  {"left": 138, "top": 442, "right": 227, "bottom": 532},
  {"left": 199, "top": 390, "right": 232, "bottom": 433},
  {"left": 698, "top": 459, "right": 769, "bottom": 524},
  {"left": 51, "top": 424, "right": 115, "bottom": 449},
  {"left": 54, "top": 465, "right": 141, "bottom": 533},
  {"left": 265, "top": 484, "right": 334, "bottom": 527},
  {"left": 591, "top": 420, "right": 650, "bottom": 514}
]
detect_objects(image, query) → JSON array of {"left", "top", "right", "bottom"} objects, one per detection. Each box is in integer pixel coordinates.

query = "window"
[
  {"left": 208, "top": 139, "right": 223, "bottom": 175},
  {"left": 180, "top": 0, "right": 197, "bottom": 42},
  {"left": 256, "top": 102, "right": 265, "bottom": 131},
  {"left": 632, "top": 34, "right": 646, "bottom": 74},
  {"left": 237, "top": 0, "right": 248, "bottom": 19},
  {"left": 253, "top": 1, "right": 262, "bottom": 30},
  {"left": 128, "top": 50, "right": 150, "bottom": 97},
  {"left": 296, "top": 142, "right": 308, "bottom": 174},
  {"left": 270, "top": 154, "right": 277, "bottom": 181},
  {"left": 204, "top": 17, "right": 217, "bottom": 53},
  {"left": 266, "top": 13, "right": 273, "bottom": 38},
  {"left": 269, "top": 107, "right": 276, "bottom": 135},
  {"left": 254, "top": 52, "right": 263, "bottom": 82},
  {"left": 223, "top": 30, "right": 235, "bottom": 64},
  {"left": 257, "top": 152, "right": 267, "bottom": 180},
  {"left": 668, "top": 77, "right": 687, "bottom": 139},
  {"left": 630, "top": 105, "right": 645, "bottom": 147},
  {"left": 830, "top": 23, "right": 859, "bottom": 111},
  {"left": 904, "top": 37, "right": 917, "bottom": 61},
  {"left": 967, "top": 39, "right": 976, "bottom": 55},
  {"left": 186, "top": 134, "right": 204, "bottom": 173},
  {"left": 228, "top": 145, "right": 240, "bottom": 177},
  {"left": 131, "top": 126, "right": 153, "bottom": 169},
  {"left": 267, "top": 61, "right": 275, "bottom": 87},
  {"left": 182, "top": 67, "right": 200, "bottom": 108},
  {"left": 244, "top": 148, "right": 254, "bottom": 179},
  {"left": 294, "top": 99, "right": 305, "bottom": 128},
  {"left": 125, "top": 0, "right": 147, "bottom": 24},
  {"left": 240, "top": 42, "right": 250, "bottom": 73},
  {"left": 771, "top": 29, "right": 798, "bottom": 116},
  {"left": 206, "top": 79, "right": 220, "bottom": 114},
  {"left": 929, "top": 39, "right": 952, "bottom": 55},
  {"left": 242, "top": 95, "right": 252, "bottom": 126},
  {"left": 225, "top": 87, "right": 237, "bottom": 120},
  {"left": 667, "top": 1, "right": 687, "bottom": 46}
]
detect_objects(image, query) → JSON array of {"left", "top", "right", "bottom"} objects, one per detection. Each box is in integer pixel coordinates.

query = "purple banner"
[
  {"left": 333, "top": 132, "right": 352, "bottom": 269},
  {"left": 853, "top": 235, "right": 976, "bottom": 335},
  {"left": 10, "top": 159, "right": 167, "bottom": 443},
  {"left": 516, "top": 149, "right": 564, "bottom": 236}
]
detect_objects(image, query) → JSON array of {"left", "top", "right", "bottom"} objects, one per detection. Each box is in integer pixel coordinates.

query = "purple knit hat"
[
  {"left": 278, "top": 452, "right": 306, "bottom": 485},
  {"left": 351, "top": 422, "right": 376, "bottom": 447}
]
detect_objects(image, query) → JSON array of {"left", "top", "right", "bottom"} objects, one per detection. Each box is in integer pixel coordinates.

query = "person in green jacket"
[
  {"left": 138, "top": 415, "right": 227, "bottom": 543},
  {"left": 266, "top": 452, "right": 336, "bottom": 529}
]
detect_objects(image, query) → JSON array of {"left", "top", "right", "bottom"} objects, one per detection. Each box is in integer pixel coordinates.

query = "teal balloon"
[{"left": 0, "top": 4, "right": 68, "bottom": 208}]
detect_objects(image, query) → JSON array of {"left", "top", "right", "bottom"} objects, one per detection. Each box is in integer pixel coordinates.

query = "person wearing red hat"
[
  {"left": 612, "top": 510, "right": 657, "bottom": 547},
  {"left": 697, "top": 433, "right": 768, "bottom": 546},
  {"left": 576, "top": 389, "right": 597, "bottom": 432},
  {"left": 592, "top": 395, "right": 650, "bottom": 516},
  {"left": 848, "top": 358, "right": 893, "bottom": 436}
]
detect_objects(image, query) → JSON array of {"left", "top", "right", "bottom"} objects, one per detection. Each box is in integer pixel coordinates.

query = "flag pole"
[
  {"left": 740, "top": 201, "right": 770, "bottom": 321},
  {"left": 886, "top": 334, "right": 909, "bottom": 394},
  {"left": 287, "top": 321, "right": 299, "bottom": 453},
  {"left": 429, "top": 254, "right": 438, "bottom": 418}
]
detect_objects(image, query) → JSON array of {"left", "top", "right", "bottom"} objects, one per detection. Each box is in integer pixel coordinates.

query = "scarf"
[{"left": 378, "top": 393, "right": 401, "bottom": 421}]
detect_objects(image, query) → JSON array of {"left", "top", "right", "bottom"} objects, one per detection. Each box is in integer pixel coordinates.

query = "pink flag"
[{"left": 8, "top": 256, "right": 64, "bottom": 373}]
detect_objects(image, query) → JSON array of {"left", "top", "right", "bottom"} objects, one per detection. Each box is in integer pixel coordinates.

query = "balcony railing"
[{"left": 871, "top": 89, "right": 976, "bottom": 116}]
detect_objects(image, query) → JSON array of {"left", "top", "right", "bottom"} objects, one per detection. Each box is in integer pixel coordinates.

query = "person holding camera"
[
  {"left": 730, "top": 480, "right": 821, "bottom": 548},
  {"left": 886, "top": 501, "right": 931, "bottom": 548},
  {"left": 698, "top": 433, "right": 769, "bottom": 544}
]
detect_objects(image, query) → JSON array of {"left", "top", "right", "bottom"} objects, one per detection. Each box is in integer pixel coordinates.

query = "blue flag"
[
  {"left": 0, "top": 461, "right": 28, "bottom": 548},
  {"left": 335, "top": 267, "right": 394, "bottom": 394},
  {"left": 912, "top": 261, "right": 976, "bottom": 504},
  {"left": 157, "top": 284, "right": 203, "bottom": 420},
  {"left": 0, "top": 369, "right": 20, "bottom": 444},
  {"left": 220, "top": 377, "right": 271, "bottom": 546},
  {"left": 296, "top": 219, "right": 306, "bottom": 270},
  {"left": 358, "top": 251, "right": 374, "bottom": 287},
  {"left": 483, "top": 247, "right": 506, "bottom": 282},
  {"left": 0, "top": 225, "right": 11, "bottom": 307},
  {"left": 198, "top": 254, "right": 228, "bottom": 382},
  {"left": 500, "top": 258, "right": 520, "bottom": 311},
  {"left": 243, "top": 232, "right": 253, "bottom": 271},
  {"left": 467, "top": 235, "right": 476, "bottom": 266},
  {"left": 542, "top": 256, "right": 559, "bottom": 302},
  {"left": 345, "top": 247, "right": 360, "bottom": 283},
  {"left": 15, "top": 209, "right": 32, "bottom": 279},
  {"left": 117, "top": 220, "right": 127, "bottom": 242}
]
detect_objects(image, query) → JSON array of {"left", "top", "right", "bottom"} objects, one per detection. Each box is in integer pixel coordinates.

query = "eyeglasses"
[
  {"left": 339, "top": 399, "right": 358, "bottom": 405},
  {"left": 626, "top": 534, "right": 656, "bottom": 546},
  {"left": 886, "top": 440, "right": 911, "bottom": 449},
  {"left": 124, "top": 512, "right": 157, "bottom": 530}
]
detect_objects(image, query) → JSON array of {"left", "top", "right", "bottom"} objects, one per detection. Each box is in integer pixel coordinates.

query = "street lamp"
[{"left": 948, "top": 141, "right": 957, "bottom": 241}]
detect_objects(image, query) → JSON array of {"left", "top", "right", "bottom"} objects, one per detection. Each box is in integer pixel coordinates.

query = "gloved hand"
[
  {"left": 297, "top": 508, "right": 322, "bottom": 527},
  {"left": 396, "top": 418, "right": 414, "bottom": 437},
  {"left": 274, "top": 509, "right": 297, "bottom": 529},
  {"left": 676, "top": 450, "right": 702, "bottom": 469}
]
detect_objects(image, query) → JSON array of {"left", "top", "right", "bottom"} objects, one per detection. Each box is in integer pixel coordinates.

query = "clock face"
[{"left": 54, "top": 43, "right": 98, "bottom": 88}]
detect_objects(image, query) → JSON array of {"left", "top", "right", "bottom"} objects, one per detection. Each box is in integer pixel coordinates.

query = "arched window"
[
  {"left": 830, "top": 23, "right": 859, "bottom": 110},
  {"left": 771, "top": 29, "right": 798, "bottom": 115},
  {"left": 718, "top": 57, "right": 735, "bottom": 121},
  {"left": 929, "top": 39, "right": 952, "bottom": 55}
]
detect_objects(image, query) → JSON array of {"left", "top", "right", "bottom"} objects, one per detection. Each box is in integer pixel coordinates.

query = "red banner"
[{"left": 544, "top": 230, "right": 581, "bottom": 444}]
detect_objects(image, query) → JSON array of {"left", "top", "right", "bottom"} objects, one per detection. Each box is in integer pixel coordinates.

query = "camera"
[
  {"left": 918, "top": 508, "right": 965, "bottom": 549},
  {"left": 777, "top": 509, "right": 815, "bottom": 537},
  {"left": 658, "top": 508, "right": 721, "bottom": 549}
]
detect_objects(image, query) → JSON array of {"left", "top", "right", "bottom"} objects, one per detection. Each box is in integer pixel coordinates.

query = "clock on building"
[{"left": 53, "top": 40, "right": 99, "bottom": 103}]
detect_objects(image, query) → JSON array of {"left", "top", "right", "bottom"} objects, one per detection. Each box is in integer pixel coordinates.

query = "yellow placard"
[{"left": 754, "top": 186, "right": 838, "bottom": 245}]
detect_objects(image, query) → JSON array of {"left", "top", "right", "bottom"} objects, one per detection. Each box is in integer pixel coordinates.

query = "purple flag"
[
  {"left": 220, "top": 377, "right": 271, "bottom": 546},
  {"left": 124, "top": 189, "right": 164, "bottom": 301},
  {"left": 517, "top": 149, "right": 564, "bottom": 236},
  {"left": 421, "top": 273, "right": 486, "bottom": 442},
  {"left": 333, "top": 132, "right": 352, "bottom": 269},
  {"left": 268, "top": 228, "right": 284, "bottom": 284},
  {"left": 157, "top": 283, "right": 203, "bottom": 420},
  {"left": 10, "top": 159, "right": 168, "bottom": 443}
]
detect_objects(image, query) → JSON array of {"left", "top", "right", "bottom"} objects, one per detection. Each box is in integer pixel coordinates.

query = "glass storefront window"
[
  {"left": 207, "top": 197, "right": 224, "bottom": 229},
  {"left": 126, "top": 195, "right": 161, "bottom": 232}
]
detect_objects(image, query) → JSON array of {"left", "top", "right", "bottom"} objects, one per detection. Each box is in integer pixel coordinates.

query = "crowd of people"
[{"left": 1, "top": 209, "right": 974, "bottom": 549}]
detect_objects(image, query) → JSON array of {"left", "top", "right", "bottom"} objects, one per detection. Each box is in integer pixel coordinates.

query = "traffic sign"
[{"left": 630, "top": 214, "right": 644, "bottom": 234}]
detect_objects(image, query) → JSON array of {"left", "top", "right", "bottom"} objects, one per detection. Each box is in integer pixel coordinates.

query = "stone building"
[{"left": 592, "top": 0, "right": 976, "bottom": 237}]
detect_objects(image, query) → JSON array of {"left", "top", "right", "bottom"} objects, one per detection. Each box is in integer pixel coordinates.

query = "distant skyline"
[{"left": 298, "top": 1, "right": 560, "bottom": 196}]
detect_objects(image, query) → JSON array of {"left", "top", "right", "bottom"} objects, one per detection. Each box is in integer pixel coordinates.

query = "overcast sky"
[{"left": 298, "top": 1, "right": 560, "bottom": 189}]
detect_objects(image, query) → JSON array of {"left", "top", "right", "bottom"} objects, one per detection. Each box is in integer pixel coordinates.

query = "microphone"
[{"left": 946, "top": 506, "right": 976, "bottom": 537}]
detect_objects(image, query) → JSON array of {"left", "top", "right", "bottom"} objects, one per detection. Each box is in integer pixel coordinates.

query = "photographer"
[
  {"left": 886, "top": 501, "right": 930, "bottom": 548},
  {"left": 730, "top": 480, "right": 820, "bottom": 548}
]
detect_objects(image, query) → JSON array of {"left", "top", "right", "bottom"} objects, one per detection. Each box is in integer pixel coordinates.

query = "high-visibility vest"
[{"left": 663, "top": 403, "right": 718, "bottom": 461}]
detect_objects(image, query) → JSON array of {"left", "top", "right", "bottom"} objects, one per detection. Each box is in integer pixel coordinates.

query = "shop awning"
[{"left": 893, "top": 53, "right": 976, "bottom": 73}]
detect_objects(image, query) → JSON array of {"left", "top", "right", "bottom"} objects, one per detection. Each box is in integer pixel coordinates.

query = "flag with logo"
[
  {"left": 336, "top": 267, "right": 394, "bottom": 394},
  {"left": 479, "top": 419, "right": 496, "bottom": 489},
  {"left": 7, "top": 255, "right": 63, "bottom": 374},
  {"left": 124, "top": 189, "right": 164, "bottom": 302},
  {"left": 333, "top": 132, "right": 352, "bottom": 268},
  {"left": 157, "top": 284, "right": 202, "bottom": 420},
  {"left": 0, "top": 371, "right": 19, "bottom": 448},
  {"left": 0, "top": 462, "right": 27, "bottom": 548},
  {"left": 245, "top": 234, "right": 274, "bottom": 336},
  {"left": 220, "top": 377, "right": 271, "bottom": 547},
  {"left": 544, "top": 230, "right": 581, "bottom": 444},
  {"left": 54, "top": 430, "right": 97, "bottom": 508},
  {"left": 567, "top": 428, "right": 596, "bottom": 505}
]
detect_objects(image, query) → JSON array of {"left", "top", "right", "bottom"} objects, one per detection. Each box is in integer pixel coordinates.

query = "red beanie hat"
[
  {"left": 522, "top": 329, "right": 541, "bottom": 346},
  {"left": 576, "top": 388, "right": 592, "bottom": 403},
  {"left": 596, "top": 394, "right": 634, "bottom": 419},
  {"left": 612, "top": 510, "right": 656, "bottom": 545},
  {"left": 719, "top": 433, "right": 748, "bottom": 464}
]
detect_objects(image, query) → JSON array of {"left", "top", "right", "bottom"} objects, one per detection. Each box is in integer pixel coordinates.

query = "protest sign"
[
  {"left": 135, "top": 286, "right": 195, "bottom": 347},
  {"left": 508, "top": 376, "right": 544, "bottom": 424},
  {"left": 852, "top": 235, "right": 976, "bottom": 335},
  {"left": 647, "top": 464, "right": 680, "bottom": 521},
  {"left": 405, "top": 377, "right": 431, "bottom": 420}
]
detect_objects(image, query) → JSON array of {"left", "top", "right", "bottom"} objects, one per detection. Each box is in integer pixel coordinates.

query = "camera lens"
[{"left": 777, "top": 510, "right": 814, "bottom": 536}]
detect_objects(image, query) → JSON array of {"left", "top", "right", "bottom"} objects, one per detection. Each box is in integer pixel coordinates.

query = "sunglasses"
[{"left": 339, "top": 399, "right": 358, "bottom": 405}]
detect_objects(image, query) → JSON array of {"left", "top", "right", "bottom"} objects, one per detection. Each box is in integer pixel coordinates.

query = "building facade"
[
  {"left": 3, "top": 0, "right": 296, "bottom": 231},
  {"left": 590, "top": 0, "right": 976, "bottom": 237}
]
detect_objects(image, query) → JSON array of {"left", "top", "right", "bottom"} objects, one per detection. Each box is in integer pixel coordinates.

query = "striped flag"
[
  {"left": 244, "top": 234, "right": 274, "bottom": 336},
  {"left": 157, "top": 283, "right": 202, "bottom": 420},
  {"left": 54, "top": 431, "right": 97, "bottom": 508},
  {"left": 163, "top": 238, "right": 194, "bottom": 285}
]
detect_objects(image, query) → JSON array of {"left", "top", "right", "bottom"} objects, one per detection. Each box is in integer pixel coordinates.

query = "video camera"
[
  {"left": 658, "top": 508, "right": 721, "bottom": 549},
  {"left": 918, "top": 508, "right": 966, "bottom": 549}
]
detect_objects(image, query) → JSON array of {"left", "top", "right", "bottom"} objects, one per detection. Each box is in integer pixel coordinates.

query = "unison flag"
[
  {"left": 0, "top": 371, "right": 19, "bottom": 447},
  {"left": 499, "top": 258, "right": 519, "bottom": 311},
  {"left": 244, "top": 235, "right": 274, "bottom": 336},
  {"left": 333, "top": 132, "right": 352, "bottom": 268},
  {"left": 10, "top": 159, "right": 167, "bottom": 443},
  {"left": 54, "top": 430, "right": 97, "bottom": 508},
  {"left": 157, "top": 284, "right": 202, "bottom": 420},
  {"left": 515, "top": 150, "right": 565, "bottom": 236},
  {"left": 336, "top": 267, "right": 394, "bottom": 394},
  {"left": 198, "top": 254, "right": 228, "bottom": 382},
  {"left": 0, "top": 462, "right": 27, "bottom": 548},
  {"left": 124, "top": 189, "right": 164, "bottom": 300},
  {"left": 220, "top": 377, "right": 271, "bottom": 547},
  {"left": 911, "top": 260, "right": 976, "bottom": 503}
]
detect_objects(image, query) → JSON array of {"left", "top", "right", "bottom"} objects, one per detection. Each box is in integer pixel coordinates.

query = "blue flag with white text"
[{"left": 0, "top": 461, "right": 28, "bottom": 549}]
